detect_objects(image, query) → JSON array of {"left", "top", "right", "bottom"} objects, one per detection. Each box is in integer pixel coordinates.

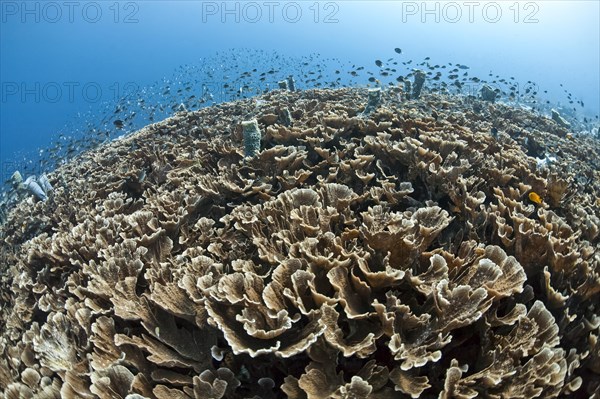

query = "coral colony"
[{"left": 0, "top": 63, "right": 599, "bottom": 397}]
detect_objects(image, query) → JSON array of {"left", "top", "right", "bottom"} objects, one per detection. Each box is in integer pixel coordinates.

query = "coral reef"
[{"left": 1, "top": 87, "right": 599, "bottom": 399}]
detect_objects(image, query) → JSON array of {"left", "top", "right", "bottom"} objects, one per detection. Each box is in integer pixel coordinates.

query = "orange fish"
[{"left": 528, "top": 191, "right": 543, "bottom": 204}]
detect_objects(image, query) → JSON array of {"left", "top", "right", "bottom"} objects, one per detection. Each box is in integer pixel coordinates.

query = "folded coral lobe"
[{"left": 0, "top": 87, "right": 598, "bottom": 398}]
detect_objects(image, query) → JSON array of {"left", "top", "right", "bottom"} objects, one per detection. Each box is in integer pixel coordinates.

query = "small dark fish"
[
  {"left": 375, "top": 60, "right": 383, "bottom": 67},
  {"left": 113, "top": 120, "right": 124, "bottom": 129},
  {"left": 394, "top": 48, "right": 402, "bottom": 54}
]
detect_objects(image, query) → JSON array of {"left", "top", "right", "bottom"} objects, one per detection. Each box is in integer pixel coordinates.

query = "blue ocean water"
[{"left": 1, "top": 0, "right": 599, "bottom": 182}]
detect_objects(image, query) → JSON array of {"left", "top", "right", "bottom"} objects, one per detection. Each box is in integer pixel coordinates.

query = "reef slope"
[{"left": 1, "top": 88, "right": 599, "bottom": 398}]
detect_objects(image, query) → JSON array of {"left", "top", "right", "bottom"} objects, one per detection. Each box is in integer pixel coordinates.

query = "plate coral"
[{"left": 1, "top": 88, "right": 599, "bottom": 398}]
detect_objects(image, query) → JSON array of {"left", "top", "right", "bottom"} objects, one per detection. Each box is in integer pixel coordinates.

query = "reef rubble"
[{"left": 0, "top": 87, "right": 599, "bottom": 398}]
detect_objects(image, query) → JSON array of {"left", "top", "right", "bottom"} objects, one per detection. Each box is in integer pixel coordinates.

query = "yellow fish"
[{"left": 528, "top": 191, "right": 543, "bottom": 204}]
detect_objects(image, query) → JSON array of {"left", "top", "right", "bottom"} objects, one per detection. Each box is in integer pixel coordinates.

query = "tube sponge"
[
  {"left": 412, "top": 70, "right": 426, "bottom": 99},
  {"left": 404, "top": 81, "right": 412, "bottom": 100},
  {"left": 279, "top": 107, "right": 293, "bottom": 127},
  {"left": 38, "top": 174, "right": 54, "bottom": 194},
  {"left": 11, "top": 171, "right": 23, "bottom": 188},
  {"left": 23, "top": 176, "right": 47, "bottom": 201},
  {"left": 480, "top": 85, "right": 497, "bottom": 102},
  {"left": 551, "top": 109, "right": 571, "bottom": 129},
  {"left": 361, "top": 88, "right": 382, "bottom": 116},
  {"left": 286, "top": 76, "right": 296, "bottom": 92},
  {"left": 242, "top": 119, "right": 262, "bottom": 157},
  {"left": 278, "top": 80, "right": 289, "bottom": 90}
]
